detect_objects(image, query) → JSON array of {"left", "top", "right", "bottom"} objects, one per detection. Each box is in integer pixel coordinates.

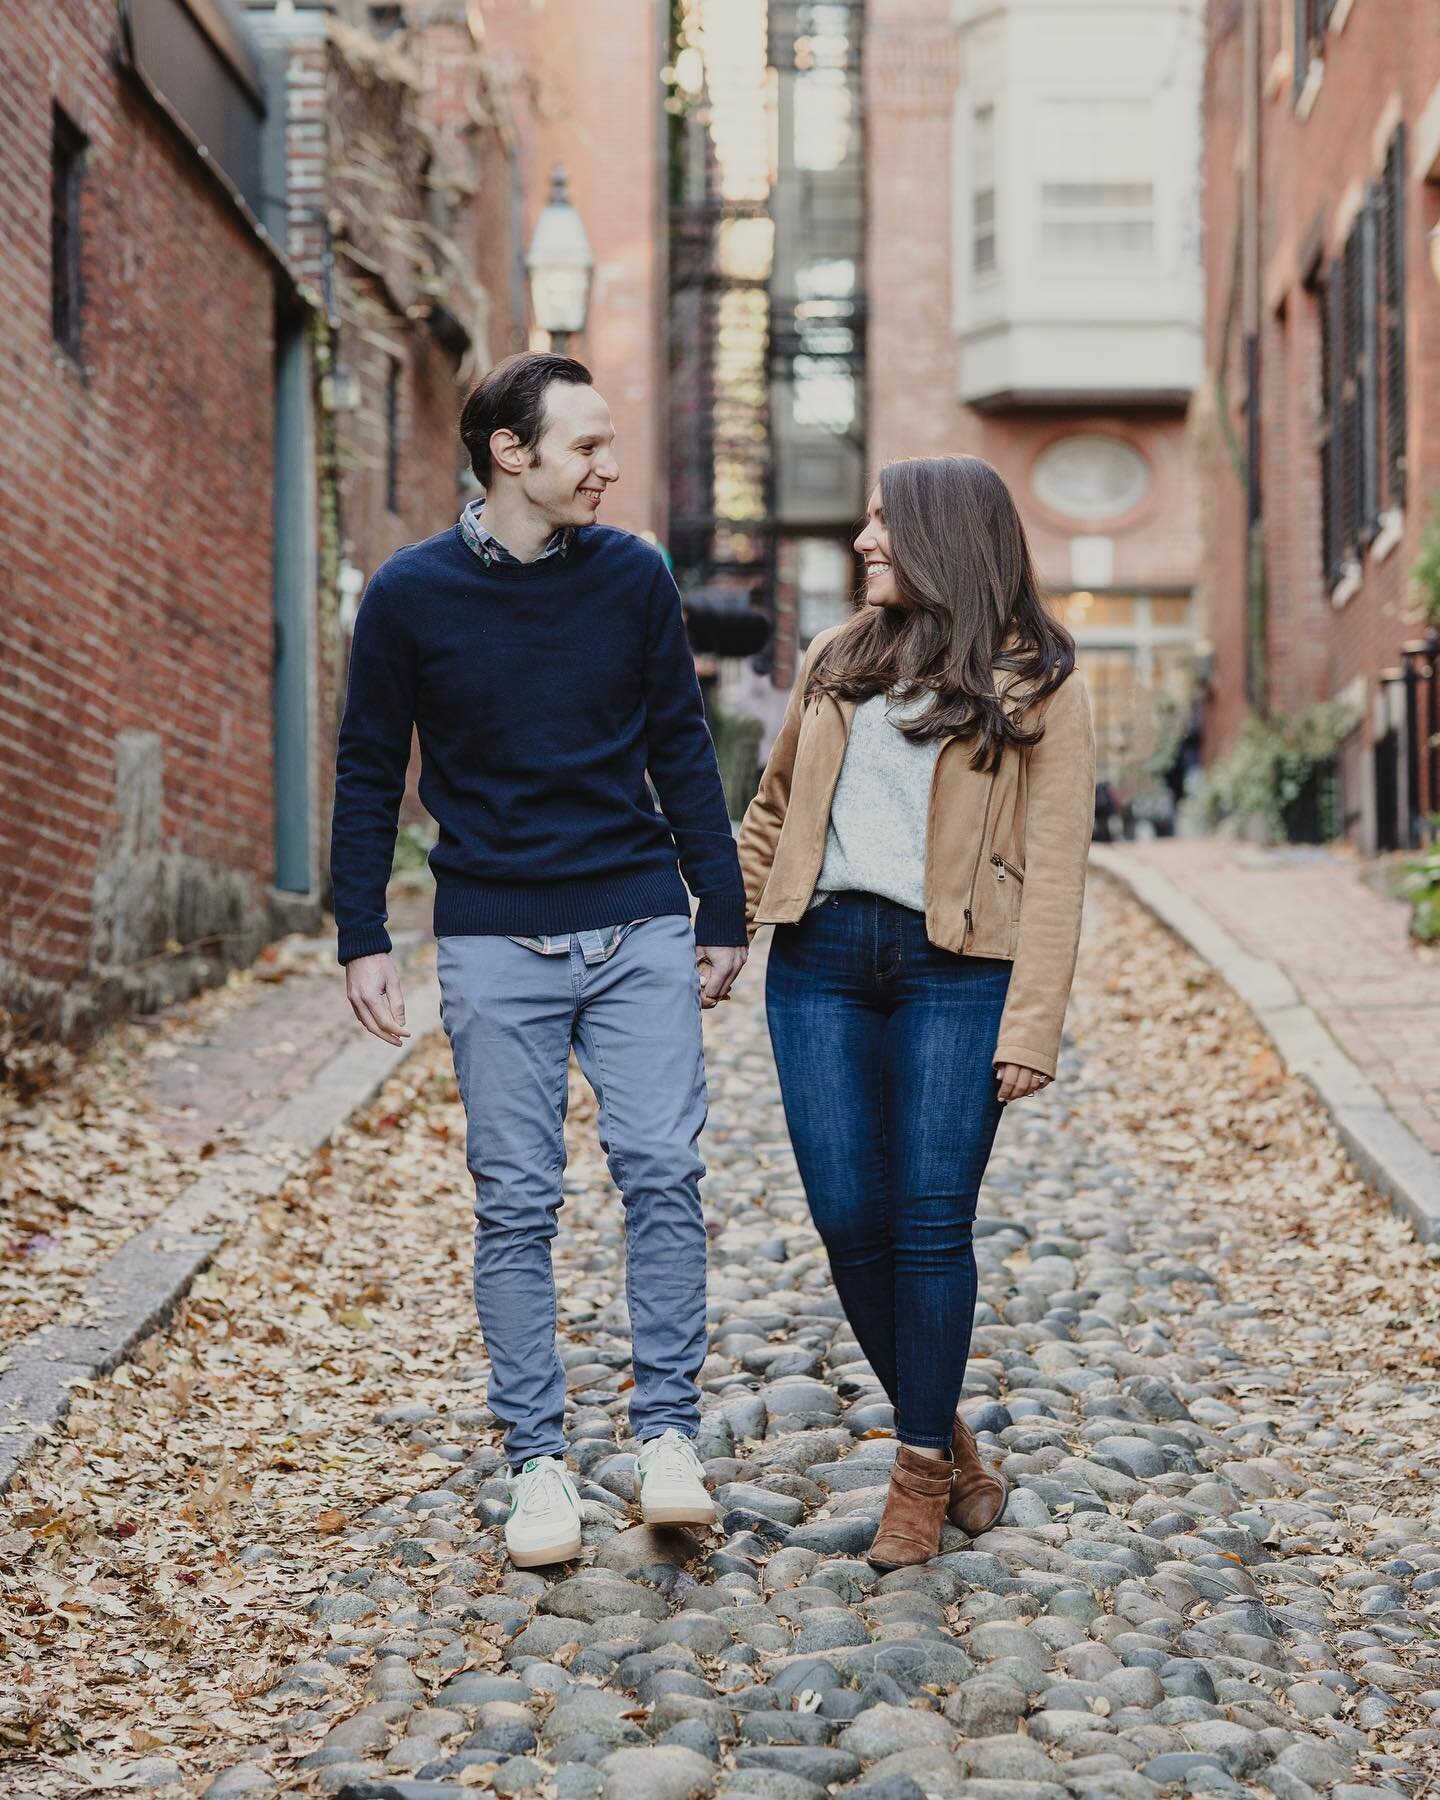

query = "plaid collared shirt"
[
  {"left": 458, "top": 499, "right": 643, "bottom": 965},
  {"left": 458, "top": 496, "right": 572, "bottom": 567},
  {"left": 521, "top": 923, "right": 647, "bottom": 965}
]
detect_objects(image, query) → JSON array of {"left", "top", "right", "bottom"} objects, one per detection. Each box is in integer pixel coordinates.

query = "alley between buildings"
[{"left": 2, "top": 879, "right": 1439, "bottom": 1798}]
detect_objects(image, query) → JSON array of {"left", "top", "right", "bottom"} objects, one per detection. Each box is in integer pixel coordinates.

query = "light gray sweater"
[{"left": 813, "top": 691, "right": 943, "bottom": 912}]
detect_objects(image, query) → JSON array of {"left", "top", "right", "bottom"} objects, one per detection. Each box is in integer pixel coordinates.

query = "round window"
[{"left": 1031, "top": 434, "right": 1151, "bottom": 522}]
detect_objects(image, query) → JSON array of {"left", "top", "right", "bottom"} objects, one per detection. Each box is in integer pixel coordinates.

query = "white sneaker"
[
  {"left": 637, "top": 1428, "right": 716, "bottom": 1526},
  {"left": 504, "top": 1455, "right": 583, "bottom": 1567}
]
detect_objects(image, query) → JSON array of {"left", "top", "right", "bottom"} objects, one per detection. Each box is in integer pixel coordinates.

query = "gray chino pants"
[{"left": 437, "top": 915, "right": 709, "bottom": 1465}]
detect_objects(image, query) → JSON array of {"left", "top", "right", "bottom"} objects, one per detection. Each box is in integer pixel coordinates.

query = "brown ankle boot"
[
  {"left": 948, "top": 1415, "right": 1008, "bottom": 1535},
  {"left": 868, "top": 1446, "right": 953, "bottom": 1570}
]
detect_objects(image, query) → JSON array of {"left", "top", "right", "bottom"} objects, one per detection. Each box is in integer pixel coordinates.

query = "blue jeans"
[
  {"left": 437, "top": 916, "right": 709, "bottom": 1465},
  {"left": 766, "top": 893, "right": 1010, "bottom": 1449}
]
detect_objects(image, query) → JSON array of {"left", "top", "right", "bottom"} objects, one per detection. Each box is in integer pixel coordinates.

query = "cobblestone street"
[{"left": 4, "top": 877, "right": 1440, "bottom": 1800}]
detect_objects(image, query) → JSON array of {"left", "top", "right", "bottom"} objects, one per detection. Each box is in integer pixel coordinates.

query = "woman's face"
[{"left": 854, "top": 484, "right": 902, "bottom": 610}]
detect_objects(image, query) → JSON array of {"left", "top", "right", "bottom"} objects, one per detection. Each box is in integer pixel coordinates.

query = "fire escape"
[
  {"left": 666, "top": 6, "right": 775, "bottom": 659},
  {"left": 767, "top": 0, "right": 867, "bottom": 684}
]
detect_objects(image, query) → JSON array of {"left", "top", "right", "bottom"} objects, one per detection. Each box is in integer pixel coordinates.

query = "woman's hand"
[{"left": 995, "top": 1063, "right": 1052, "bottom": 1104}]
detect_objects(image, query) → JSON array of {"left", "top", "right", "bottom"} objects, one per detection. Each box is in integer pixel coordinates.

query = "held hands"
[
  {"left": 346, "top": 952, "right": 410, "bottom": 1046},
  {"left": 995, "top": 1062, "right": 1052, "bottom": 1104},
  {"left": 697, "top": 944, "right": 748, "bottom": 1009}
]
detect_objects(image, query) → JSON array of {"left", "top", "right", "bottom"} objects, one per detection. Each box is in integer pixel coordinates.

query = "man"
[{"left": 331, "top": 352, "right": 748, "bottom": 1567}]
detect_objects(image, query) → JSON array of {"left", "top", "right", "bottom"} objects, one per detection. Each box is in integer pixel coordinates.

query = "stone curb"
[
  {"left": 0, "top": 972, "right": 443, "bottom": 1492},
  {"left": 1092, "top": 845, "right": 1440, "bottom": 1244}
]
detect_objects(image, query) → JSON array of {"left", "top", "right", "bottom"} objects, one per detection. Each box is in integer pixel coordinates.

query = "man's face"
[{"left": 522, "top": 381, "right": 620, "bottom": 528}]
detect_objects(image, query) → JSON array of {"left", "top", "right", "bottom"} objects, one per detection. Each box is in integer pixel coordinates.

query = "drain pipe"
[{"left": 1241, "top": 0, "right": 1268, "bottom": 712}]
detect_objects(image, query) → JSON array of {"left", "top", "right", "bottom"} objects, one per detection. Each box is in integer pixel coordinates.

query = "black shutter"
[
  {"left": 1320, "top": 260, "right": 1343, "bottom": 588},
  {"left": 51, "top": 106, "right": 86, "bottom": 354},
  {"left": 1382, "top": 125, "right": 1408, "bottom": 508},
  {"left": 1360, "top": 191, "right": 1380, "bottom": 539},
  {"left": 1293, "top": 0, "right": 1309, "bottom": 98},
  {"left": 1337, "top": 243, "right": 1359, "bottom": 566}
]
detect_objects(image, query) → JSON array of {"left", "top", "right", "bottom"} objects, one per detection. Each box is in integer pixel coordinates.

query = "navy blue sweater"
[{"left": 330, "top": 524, "right": 747, "bottom": 964}]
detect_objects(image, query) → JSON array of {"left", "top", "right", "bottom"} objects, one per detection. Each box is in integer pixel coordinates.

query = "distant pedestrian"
[
  {"left": 739, "top": 456, "right": 1094, "bottom": 1569},
  {"left": 1093, "top": 779, "right": 1117, "bottom": 843},
  {"left": 330, "top": 352, "right": 748, "bottom": 1567}
]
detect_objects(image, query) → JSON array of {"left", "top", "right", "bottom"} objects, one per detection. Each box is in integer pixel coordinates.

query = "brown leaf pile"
[
  {"left": 1077, "top": 873, "right": 1440, "bottom": 1512},
  {"left": 1, "top": 878, "right": 1436, "bottom": 1793},
  {"left": 0, "top": 937, "right": 338, "bottom": 1354},
  {"left": 0, "top": 1034, "right": 608, "bottom": 1793}
]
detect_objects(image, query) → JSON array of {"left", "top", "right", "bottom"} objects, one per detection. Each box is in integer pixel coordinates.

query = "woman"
[{"left": 737, "top": 456, "right": 1094, "bottom": 1569}]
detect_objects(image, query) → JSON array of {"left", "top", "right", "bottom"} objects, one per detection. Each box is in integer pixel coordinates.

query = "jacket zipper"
[
  {"left": 991, "top": 852, "right": 1023, "bottom": 883},
  {"left": 962, "top": 761, "right": 1002, "bottom": 951}
]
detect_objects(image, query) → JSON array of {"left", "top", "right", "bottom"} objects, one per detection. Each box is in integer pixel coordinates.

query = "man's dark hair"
[{"left": 459, "top": 351, "right": 593, "bottom": 486}]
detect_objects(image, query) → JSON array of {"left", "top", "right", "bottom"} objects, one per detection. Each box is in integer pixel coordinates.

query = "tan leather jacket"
[{"left": 737, "top": 625, "right": 1095, "bottom": 1078}]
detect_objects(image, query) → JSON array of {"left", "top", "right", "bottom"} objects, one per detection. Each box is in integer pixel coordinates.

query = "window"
[
  {"left": 1316, "top": 127, "right": 1407, "bottom": 590},
  {"left": 1313, "top": 264, "right": 1341, "bottom": 587},
  {"left": 1379, "top": 125, "right": 1407, "bottom": 509},
  {"left": 972, "top": 106, "right": 996, "bottom": 276},
  {"left": 1040, "top": 183, "right": 1155, "bottom": 258},
  {"left": 787, "top": 257, "right": 858, "bottom": 434},
  {"left": 1327, "top": 224, "right": 1371, "bottom": 574},
  {"left": 795, "top": 538, "right": 853, "bottom": 646},
  {"left": 1032, "top": 435, "right": 1151, "bottom": 522},
  {"left": 1033, "top": 99, "right": 1156, "bottom": 264},
  {"left": 1293, "top": 0, "right": 1337, "bottom": 98},
  {"left": 792, "top": 358, "right": 855, "bottom": 433},
  {"left": 793, "top": 70, "right": 852, "bottom": 172},
  {"left": 51, "top": 105, "right": 86, "bottom": 358},
  {"left": 791, "top": 3, "right": 857, "bottom": 173},
  {"left": 385, "top": 359, "right": 401, "bottom": 515}
]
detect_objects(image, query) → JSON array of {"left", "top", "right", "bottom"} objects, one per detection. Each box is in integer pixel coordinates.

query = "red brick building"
[
  {"left": 245, "top": 2, "right": 515, "bottom": 844},
  {"left": 1200, "top": 0, "right": 1440, "bottom": 849},
  {"left": 0, "top": 0, "right": 516, "bottom": 1035},
  {"left": 865, "top": 0, "right": 1206, "bottom": 799},
  {"left": 480, "top": 0, "right": 670, "bottom": 540},
  {"left": 0, "top": 0, "right": 293, "bottom": 1033}
]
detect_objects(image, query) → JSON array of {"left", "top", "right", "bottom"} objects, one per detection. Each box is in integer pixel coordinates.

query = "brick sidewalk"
[
  {"left": 143, "top": 884, "right": 435, "bottom": 1150},
  {"left": 1106, "top": 839, "right": 1440, "bottom": 1156}
]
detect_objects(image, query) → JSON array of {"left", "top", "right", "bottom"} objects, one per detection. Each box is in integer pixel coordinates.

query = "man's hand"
[
  {"left": 346, "top": 952, "right": 410, "bottom": 1046},
  {"left": 696, "top": 944, "right": 748, "bottom": 1009},
  {"left": 995, "top": 1062, "right": 1052, "bottom": 1104}
]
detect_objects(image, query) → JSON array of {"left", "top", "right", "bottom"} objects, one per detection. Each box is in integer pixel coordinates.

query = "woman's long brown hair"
[{"left": 805, "top": 456, "right": 1076, "bottom": 770}]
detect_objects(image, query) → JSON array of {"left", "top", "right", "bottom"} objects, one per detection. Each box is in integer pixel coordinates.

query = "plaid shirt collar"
[{"left": 459, "top": 497, "right": 572, "bottom": 568}]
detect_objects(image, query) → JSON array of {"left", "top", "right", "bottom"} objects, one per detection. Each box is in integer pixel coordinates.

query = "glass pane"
[
  {"left": 796, "top": 536, "right": 855, "bottom": 645},
  {"left": 1042, "top": 218, "right": 1155, "bottom": 256},
  {"left": 1041, "top": 182, "right": 1153, "bottom": 209},
  {"left": 973, "top": 105, "right": 995, "bottom": 185},
  {"left": 792, "top": 357, "right": 856, "bottom": 432},
  {"left": 1054, "top": 592, "right": 1137, "bottom": 630},
  {"left": 796, "top": 257, "right": 857, "bottom": 298},
  {"left": 1150, "top": 596, "right": 1192, "bottom": 628},
  {"left": 1077, "top": 649, "right": 1140, "bottom": 784},
  {"left": 794, "top": 69, "right": 852, "bottom": 171}
]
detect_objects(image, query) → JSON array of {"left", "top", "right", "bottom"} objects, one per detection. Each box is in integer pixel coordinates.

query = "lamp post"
[{"left": 526, "top": 166, "right": 594, "bottom": 354}]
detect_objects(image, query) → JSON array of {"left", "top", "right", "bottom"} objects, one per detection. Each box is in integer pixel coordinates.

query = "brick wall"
[
  {"left": 480, "top": 0, "right": 667, "bottom": 541},
  {"left": 1201, "top": 0, "right": 1440, "bottom": 838},
  {"left": 0, "top": 0, "right": 281, "bottom": 1030},
  {"left": 257, "top": 11, "right": 517, "bottom": 851},
  {"left": 865, "top": 2, "right": 971, "bottom": 472},
  {"left": 1195, "top": 3, "right": 1249, "bottom": 755}
]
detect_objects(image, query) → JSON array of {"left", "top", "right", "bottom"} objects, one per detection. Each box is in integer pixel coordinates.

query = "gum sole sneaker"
[
  {"left": 637, "top": 1428, "right": 716, "bottom": 1526},
  {"left": 504, "top": 1454, "right": 583, "bottom": 1567}
]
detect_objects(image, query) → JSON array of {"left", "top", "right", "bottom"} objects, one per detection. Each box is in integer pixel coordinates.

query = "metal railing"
[{"left": 1376, "top": 627, "right": 1440, "bottom": 850}]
